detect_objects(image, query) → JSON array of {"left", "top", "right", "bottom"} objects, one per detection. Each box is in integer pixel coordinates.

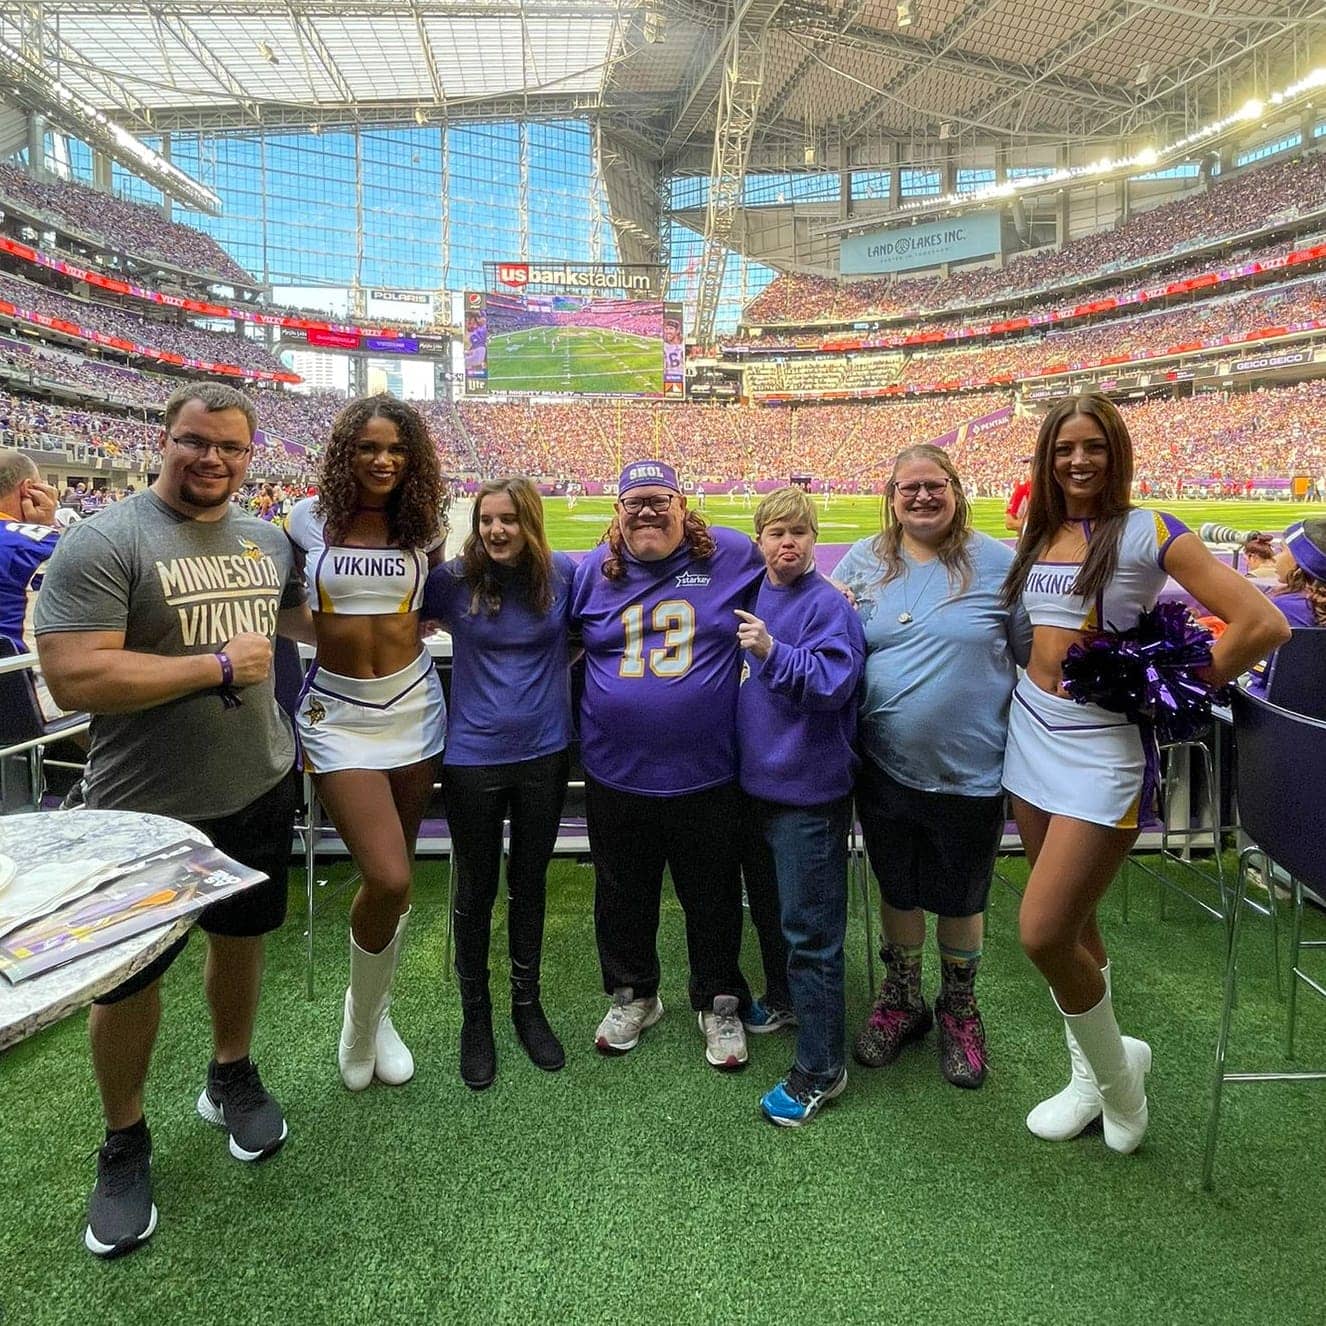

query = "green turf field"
[
  {"left": 4, "top": 854, "right": 1323, "bottom": 1323},
  {"left": 538, "top": 495, "right": 1321, "bottom": 552},
  {"left": 486, "top": 325, "right": 663, "bottom": 395}
]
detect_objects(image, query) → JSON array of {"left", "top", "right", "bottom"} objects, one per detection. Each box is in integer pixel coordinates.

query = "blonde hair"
[{"left": 754, "top": 485, "right": 818, "bottom": 537}]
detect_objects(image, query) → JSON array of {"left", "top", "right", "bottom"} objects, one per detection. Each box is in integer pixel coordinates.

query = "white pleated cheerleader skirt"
[
  {"left": 295, "top": 649, "right": 446, "bottom": 774},
  {"left": 1002, "top": 673, "right": 1145, "bottom": 830}
]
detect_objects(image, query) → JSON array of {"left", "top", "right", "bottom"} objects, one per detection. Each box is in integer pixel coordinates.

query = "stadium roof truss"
[{"left": 5, "top": 1, "right": 1320, "bottom": 150}]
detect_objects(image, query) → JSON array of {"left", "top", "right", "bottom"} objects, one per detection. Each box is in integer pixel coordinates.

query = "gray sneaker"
[
  {"left": 595, "top": 987, "right": 664, "bottom": 1055},
  {"left": 699, "top": 994, "right": 749, "bottom": 1071}
]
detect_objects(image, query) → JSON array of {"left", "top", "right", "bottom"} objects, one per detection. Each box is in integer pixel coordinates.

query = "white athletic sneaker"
[
  {"left": 699, "top": 994, "right": 749, "bottom": 1071},
  {"left": 595, "top": 987, "right": 664, "bottom": 1054}
]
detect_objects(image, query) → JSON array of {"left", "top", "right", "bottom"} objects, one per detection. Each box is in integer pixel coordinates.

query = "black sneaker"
[
  {"left": 85, "top": 1126, "right": 157, "bottom": 1258},
  {"left": 196, "top": 1058, "right": 288, "bottom": 1162}
]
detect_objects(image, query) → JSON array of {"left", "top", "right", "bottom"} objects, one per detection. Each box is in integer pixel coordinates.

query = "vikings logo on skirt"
[
  {"left": 239, "top": 538, "right": 265, "bottom": 561},
  {"left": 293, "top": 649, "right": 446, "bottom": 773}
]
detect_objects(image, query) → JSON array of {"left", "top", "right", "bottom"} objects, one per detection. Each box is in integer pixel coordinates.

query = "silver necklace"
[{"left": 897, "top": 557, "right": 942, "bottom": 624}]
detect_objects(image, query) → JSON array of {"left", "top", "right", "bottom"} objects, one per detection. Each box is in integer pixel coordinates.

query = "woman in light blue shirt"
[{"left": 832, "top": 444, "right": 1030, "bottom": 1090}]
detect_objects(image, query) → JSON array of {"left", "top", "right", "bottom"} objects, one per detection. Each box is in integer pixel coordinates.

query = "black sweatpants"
[{"left": 585, "top": 775, "right": 752, "bottom": 1012}]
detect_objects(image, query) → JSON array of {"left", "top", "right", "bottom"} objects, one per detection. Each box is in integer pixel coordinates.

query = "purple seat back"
[{"left": 1231, "top": 687, "right": 1326, "bottom": 892}]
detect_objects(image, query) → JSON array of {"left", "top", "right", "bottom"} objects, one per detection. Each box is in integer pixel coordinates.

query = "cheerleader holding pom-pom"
[{"left": 1000, "top": 393, "right": 1289, "bottom": 1155}]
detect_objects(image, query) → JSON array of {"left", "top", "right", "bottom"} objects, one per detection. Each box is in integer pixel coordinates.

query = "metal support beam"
[
  {"left": 694, "top": 0, "right": 784, "bottom": 345},
  {"left": 754, "top": 0, "right": 870, "bottom": 133},
  {"left": 833, "top": 0, "right": 1005, "bottom": 143},
  {"left": 287, "top": 3, "right": 360, "bottom": 105},
  {"left": 598, "top": 128, "right": 662, "bottom": 269},
  {"left": 1095, "top": 0, "right": 1326, "bottom": 139},
  {"left": 148, "top": 7, "right": 264, "bottom": 123},
  {"left": 0, "top": 12, "right": 156, "bottom": 130},
  {"left": 946, "top": 1, "right": 1151, "bottom": 139},
  {"left": 115, "top": 90, "right": 670, "bottom": 153},
  {"left": 410, "top": 0, "right": 447, "bottom": 104},
  {"left": 660, "top": 22, "right": 730, "bottom": 156}
]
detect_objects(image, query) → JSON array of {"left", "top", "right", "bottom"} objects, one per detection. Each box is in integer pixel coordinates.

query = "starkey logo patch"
[{"left": 675, "top": 571, "right": 710, "bottom": 588}]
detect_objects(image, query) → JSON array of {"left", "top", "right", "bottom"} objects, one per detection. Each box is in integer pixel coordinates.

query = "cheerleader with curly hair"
[{"left": 287, "top": 393, "right": 448, "bottom": 1091}]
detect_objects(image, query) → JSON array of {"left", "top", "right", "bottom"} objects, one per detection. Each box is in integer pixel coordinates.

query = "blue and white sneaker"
[
  {"left": 760, "top": 1066, "right": 847, "bottom": 1128},
  {"left": 744, "top": 998, "right": 797, "bottom": 1034}
]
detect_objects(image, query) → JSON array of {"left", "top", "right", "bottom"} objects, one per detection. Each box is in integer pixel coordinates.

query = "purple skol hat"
[{"left": 618, "top": 459, "right": 681, "bottom": 495}]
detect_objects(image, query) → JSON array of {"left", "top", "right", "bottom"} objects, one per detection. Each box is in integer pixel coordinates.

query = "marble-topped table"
[{"left": 0, "top": 810, "right": 205, "bottom": 1051}]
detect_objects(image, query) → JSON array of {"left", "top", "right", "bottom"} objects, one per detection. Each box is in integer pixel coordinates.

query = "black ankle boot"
[
  {"left": 459, "top": 989, "right": 496, "bottom": 1090},
  {"left": 512, "top": 997, "right": 565, "bottom": 1072}
]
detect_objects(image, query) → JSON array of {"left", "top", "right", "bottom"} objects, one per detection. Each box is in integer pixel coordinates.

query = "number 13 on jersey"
[{"left": 618, "top": 599, "right": 696, "bottom": 678}]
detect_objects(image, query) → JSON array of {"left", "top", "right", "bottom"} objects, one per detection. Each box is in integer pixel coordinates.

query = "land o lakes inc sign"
[{"left": 840, "top": 210, "right": 1002, "bottom": 276}]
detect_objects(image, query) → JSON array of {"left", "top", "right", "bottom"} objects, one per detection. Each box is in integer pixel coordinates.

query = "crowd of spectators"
[
  {"left": 5, "top": 375, "right": 1326, "bottom": 499},
  {"left": 728, "top": 230, "right": 1326, "bottom": 355},
  {"left": 0, "top": 163, "right": 253, "bottom": 285},
  {"left": 0, "top": 333, "right": 171, "bottom": 407},
  {"left": 744, "top": 149, "right": 1326, "bottom": 326},
  {"left": 953, "top": 379, "right": 1326, "bottom": 498},
  {"left": 744, "top": 277, "right": 1326, "bottom": 396},
  {"left": 0, "top": 270, "right": 289, "bottom": 375}
]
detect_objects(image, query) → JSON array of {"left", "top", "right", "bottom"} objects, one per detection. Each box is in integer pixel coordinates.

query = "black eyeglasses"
[
  {"left": 619, "top": 494, "right": 676, "bottom": 515},
  {"left": 890, "top": 479, "right": 951, "bottom": 500},
  {"left": 169, "top": 433, "right": 252, "bottom": 462}
]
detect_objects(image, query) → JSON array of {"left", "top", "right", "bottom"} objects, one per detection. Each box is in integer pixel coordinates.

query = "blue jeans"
[{"left": 753, "top": 794, "right": 851, "bottom": 1083}]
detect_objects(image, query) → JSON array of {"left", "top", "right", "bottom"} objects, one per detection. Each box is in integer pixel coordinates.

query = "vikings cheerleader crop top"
[
  {"left": 1021, "top": 508, "right": 1189, "bottom": 631},
  {"left": 287, "top": 498, "right": 441, "bottom": 614}
]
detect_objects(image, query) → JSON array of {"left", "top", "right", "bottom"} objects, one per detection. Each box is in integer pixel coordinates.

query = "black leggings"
[{"left": 440, "top": 749, "right": 569, "bottom": 1000}]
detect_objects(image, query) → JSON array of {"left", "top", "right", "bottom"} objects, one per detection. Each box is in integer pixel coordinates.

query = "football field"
[
  {"left": 486, "top": 324, "right": 663, "bottom": 395},
  {"left": 540, "top": 494, "right": 1319, "bottom": 552}
]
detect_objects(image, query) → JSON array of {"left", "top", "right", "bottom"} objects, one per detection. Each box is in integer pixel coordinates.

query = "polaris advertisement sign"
[{"left": 485, "top": 260, "right": 661, "bottom": 296}]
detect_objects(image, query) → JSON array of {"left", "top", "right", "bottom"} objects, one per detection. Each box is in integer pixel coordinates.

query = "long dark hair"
[
  {"left": 316, "top": 393, "right": 447, "bottom": 549},
  {"left": 599, "top": 505, "right": 715, "bottom": 581},
  {"left": 1002, "top": 393, "right": 1134, "bottom": 609},
  {"left": 871, "top": 443, "right": 974, "bottom": 595},
  {"left": 1274, "top": 515, "right": 1326, "bottom": 625},
  {"left": 460, "top": 475, "right": 556, "bottom": 616}
]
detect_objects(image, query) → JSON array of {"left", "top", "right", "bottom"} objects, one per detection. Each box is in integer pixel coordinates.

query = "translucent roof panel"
[{"left": 2, "top": 2, "right": 626, "bottom": 114}]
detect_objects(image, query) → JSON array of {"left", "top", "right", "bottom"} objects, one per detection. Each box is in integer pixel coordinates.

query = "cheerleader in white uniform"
[
  {"left": 1000, "top": 393, "right": 1288, "bottom": 1154},
  {"left": 287, "top": 394, "right": 448, "bottom": 1091}
]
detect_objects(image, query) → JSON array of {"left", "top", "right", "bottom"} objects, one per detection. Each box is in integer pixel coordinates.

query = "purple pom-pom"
[{"left": 1061, "top": 603, "right": 1225, "bottom": 744}]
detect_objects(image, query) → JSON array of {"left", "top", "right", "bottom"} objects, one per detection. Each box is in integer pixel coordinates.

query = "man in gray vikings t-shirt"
[
  {"left": 36, "top": 489, "right": 302, "bottom": 817},
  {"left": 34, "top": 383, "right": 313, "bottom": 1262}
]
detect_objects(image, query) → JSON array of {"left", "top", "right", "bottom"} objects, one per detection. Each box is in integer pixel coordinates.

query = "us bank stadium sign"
[{"left": 485, "top": 261, "right": 661, "bottom": 296}]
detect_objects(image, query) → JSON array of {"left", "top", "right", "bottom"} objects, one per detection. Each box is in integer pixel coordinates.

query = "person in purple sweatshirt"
[
  {"left": 735, "top": 486, "right": 865, "bottom": 1126},
  {"left": 571, "top": 459, "right": 764, "bottom": 1071},
  {"left": 424, "top": 476, "right": 575, "bottom": 1090}
]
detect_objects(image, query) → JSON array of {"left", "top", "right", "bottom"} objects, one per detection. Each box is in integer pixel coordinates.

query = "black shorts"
[
  {"left": 855, "top": 758, "right": 1004, "bottom": 918},
  {"left": 94, "top": 769, "right": 301, "bottom": 1005}
]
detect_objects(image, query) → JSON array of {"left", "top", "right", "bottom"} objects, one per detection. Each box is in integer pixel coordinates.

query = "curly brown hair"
[
  {"left": 599, "top": 505, "right": 715, "bottom": 581},
  {"left": 315, "top": 393, "right": 447, "bottom": 549}
]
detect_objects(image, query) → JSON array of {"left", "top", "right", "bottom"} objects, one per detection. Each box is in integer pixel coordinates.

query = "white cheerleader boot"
[
  {"left": 1064, "top": 988, "right": 1151, "bottom": 1155},
  {"left": 372, "top": 909, "right": 415, "bottom": 1086},
  {"left": 338, "top": 926, "right": 397, "bottom": 1091},
  {"left": 1026, "top": 965, "right": 1148, "bottom": 1142}
]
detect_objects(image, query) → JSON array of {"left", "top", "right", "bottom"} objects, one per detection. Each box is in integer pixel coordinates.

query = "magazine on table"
[{"left": 0, "top": 838, "right": 268, "bottom": 984}]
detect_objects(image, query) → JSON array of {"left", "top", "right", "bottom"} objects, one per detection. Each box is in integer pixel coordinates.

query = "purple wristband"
[{"left": 215, "top": 651, "right": 234, "bottom": 688}]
